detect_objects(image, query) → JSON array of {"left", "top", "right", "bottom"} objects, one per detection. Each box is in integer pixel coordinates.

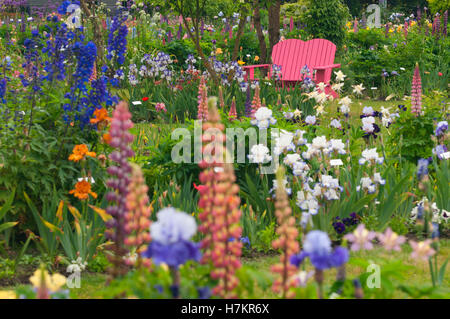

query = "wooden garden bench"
[{"left": 243, "top": 39, "right": 341, "bottom": 97}]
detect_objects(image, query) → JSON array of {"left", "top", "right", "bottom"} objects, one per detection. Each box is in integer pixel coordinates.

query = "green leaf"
[
  {"left": 0, "top": 188, "right": 16, "bottom": 220},
  {"left": 0, "top": 221, "right": 18, "bottom": 232}
]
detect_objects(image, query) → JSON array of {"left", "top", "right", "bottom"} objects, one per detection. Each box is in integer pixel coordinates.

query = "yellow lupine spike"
[
  {"left": 67, "top": 203, "right": 81, "bottom": 219},
  {"left": 56, "top": 200, "right": 64, "bottom": 222},
  {"left": 88, "top": 204, "right": 112, "bottom": 222}
]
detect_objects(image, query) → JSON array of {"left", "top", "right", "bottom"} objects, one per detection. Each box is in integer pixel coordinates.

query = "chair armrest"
[
  {"left": 313, "top": 63, "right": 341, "bottom": 70},
  {"left": 243, "top": 64, "right": 271, "bottom": 70},
  {"left": 243, "top": 64, "right": 271, "bottom": 81}
]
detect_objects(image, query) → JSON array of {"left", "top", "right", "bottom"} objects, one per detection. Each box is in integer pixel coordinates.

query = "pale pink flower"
[
  {"left": 409, "top": 239, "right": 436, "bottom": 261},
  {"left": 155, "top": 102, "right": 167, "bottom": 113},
  {"left": 344, "top": 224, "right": 376, "bottom": 251},
  {"left": 377, "top": 228, "right": 406, "bottom": 251}
]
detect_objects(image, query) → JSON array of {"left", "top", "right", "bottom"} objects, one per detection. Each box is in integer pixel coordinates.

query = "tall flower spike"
[
  {"left": 197, "top": 76, "right": 208, "bottom": 120},
  {"left": 105, "top": 101, "right": 135, "bottom": 278},
  {"left": 276, "top": 94, "right": 282, "bottom": 108},
  {"left": 435, "top": 14, "right": 441, "bottom": 39},
  {"left": 124, "top": 163, "right": 152, "bottom": 268},
  {"left": 198, "top": 98, "right": 242, "bottom": 298},
  {"left": 245, "top": 84, "right": 252, "bottom": 117},
  {"left": 353, "top": 18, "right": 358, "bottom": 33},
  {"left": 271, "top": 166, "right": 300, "bottom": 298},
  {"left": 251, "top": 85, "right": 262, "bottom": 117},
  {"left": 404, "top": 21, "right": 408, "bottom": 38},
  {"left": 228, "top": 96, "right": 237, "bottom": 121},
  {"left": 443, "top": 11, "right": 448, "bottom": 37},
  {"left": 411, "top": 63, "right": 422, "bottom": 117},
  {"left": 218, "top": 85, "right": 225, "bottom": 109}
]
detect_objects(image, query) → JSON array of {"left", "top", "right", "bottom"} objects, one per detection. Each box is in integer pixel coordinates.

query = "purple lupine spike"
[
  {"left": 385, "top": 23, "right": 389, "bottom": 37},
  {"left": 411, "top": 63, "right": 422, "bottom": 117},
  {"left": 177, "top": 24, "right": 182, "bottom": 39},
  {"left": 435, "top": 14, "right": 441, "bottom": 39},
  {"left": 105, "top": 101, "right": 135, "bottom": 278},
  {"left": 201, "top": 19, "right": 205, "bottom": 35},
  {"left": 245, "top": 84, "right": 252, "bottom": 117},
  {"left": 417, "top": 7, "right": 422, "bottom": 26},
  {"left": 361, "top": 13, "right": 367, "bottom": 28},
  {"left": 290, "top": 17, "right": 294, "bottom": 32},
  {"left": 167, "top": 30, "right": 172, "bottom": 42},
  {"left": 444, "top": 11, "right": 448, "bottom": 37}
]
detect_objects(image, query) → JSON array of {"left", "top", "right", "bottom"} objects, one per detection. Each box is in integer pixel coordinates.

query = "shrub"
[
  {"left": 303, "top": 0, "right": 350, "bottom": 47},
  {"left": 428, "top": 0, "right": 450, "bottom": 14}
]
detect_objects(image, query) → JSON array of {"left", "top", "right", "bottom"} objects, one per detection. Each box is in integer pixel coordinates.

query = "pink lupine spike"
[
  {"left": 271, "top": 167, "right": 300, "bottom": 298},
  {"left": 197, "top": 77, "right": 208, "bottom": 120},
  {"left": 411, "top": 63, "right": 422, "bottom": 117},
  {"left": 251, "top": 85, "right": 261, "bottom": 117},
  {"left": 404, "top": 21, "right": 408, "bottom": 38},
  {"left": 290, "top": 17, "right": 294, "bottom": 32},
  {"left": 218, "top": 86, "right": 225, "bottom": 109},
  {"left": 124, "top": 163, "right": 152, "bottom": 268},
  {"left": 354, "top": 18, "right": 358, "bottom": 33},
  {"left": 198, "top": 98, "right": 242, "bottom": 298},
  {"left": 228, "top": 97, "right": 237, "bottom": 120}
]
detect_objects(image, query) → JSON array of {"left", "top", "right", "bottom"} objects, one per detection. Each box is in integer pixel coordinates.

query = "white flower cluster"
[
  {"left": 251, "top": 107, "right": 277, "bottom": 130},
  {"left": 270, "top": 177, "right": 292, "bottom": 196},
  {"left": 410, "top": 198, "right": 450, "bottom": 224},
  {"left": 248, "top": 144, "right": 272, "bottom": 164},
  {"left": 356, "top": 173, "right": 385, "bottom": 193},
  {"left": 272, "top": 130, "right": 296, "bottom": 155},
  {"left": 359, "top": 148, "right": 384, "bottom": 165},
  {"left": 357, "top": 148, "right": 385, "bottom": 194},
  {"left": 302, "top": 136, "right": 346, "bottom": 159},
  {"left": 361, "top": 116, "right": 376, "bottom": 133},
  {"left": 151, "top": 208, "right": 197, "bottom": 244},
  {"left": 380, "top": 106, "right": 399, "bottom": 127}
]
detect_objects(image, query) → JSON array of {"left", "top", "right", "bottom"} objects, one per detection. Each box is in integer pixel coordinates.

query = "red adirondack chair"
[{"left": 243, "top": 39, "right": 341, "bottom": 98}]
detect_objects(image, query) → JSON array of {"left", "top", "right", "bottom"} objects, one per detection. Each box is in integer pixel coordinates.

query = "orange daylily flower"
[
  {"left": 69, "top": 180, "right": 97, "bottom": 200},
  {"left": 254, "top": 56, "right": 260, "bottom": 62},
  {"left": 68, "top": 144, "right": 96, "bottom": 162},
  {"left": 90, "top": 108, "right": 111, "bottom": 125},
  {"left": 102, "top": 133, "right": 111, "bottom": 145},
  {"left": 215, "top": 48, "right": 223, "bottom": 55}
]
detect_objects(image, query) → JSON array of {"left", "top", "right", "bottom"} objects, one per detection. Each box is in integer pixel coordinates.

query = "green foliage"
[
  {"left": 280, "top": 0, "right": 310, "bottom": 22},
  {"left": 99, "top": 262, "right": 214, "bottom": 299},
  {"left": 428, "top": 0, "right": 450, "bottom": 14},
  {"left": 389, "top": 216, "right": 409, "bottom": 235},
  {"left": 387, "top": 111, "right": 436, "bottom": 163},
  {"left": 87, "top": 252, "right": 111, "bottom": 273},
  {"left": 304, "top": 0, "right": 350, "bottom": 47}
]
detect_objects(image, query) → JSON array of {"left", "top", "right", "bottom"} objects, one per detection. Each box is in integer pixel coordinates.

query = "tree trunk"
[
  {"left": 268, "top": 0, "right": 281, "bottom": 59},
  {"left": 231, "top": 8, "right": 248, "bottom": 61},
  {"left": 253, "top": 0, "right": 268, "bottom": 76},
  {"left": 181, "top": 16, "right": 220, "bottom": 85},
  {"left": 228, "top": 7, "right": 248, "bottom": 82}
]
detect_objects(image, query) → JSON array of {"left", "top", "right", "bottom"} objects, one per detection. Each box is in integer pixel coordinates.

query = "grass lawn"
[{"left": 3, "top": 239, "right": 446, "bottom": 299}]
